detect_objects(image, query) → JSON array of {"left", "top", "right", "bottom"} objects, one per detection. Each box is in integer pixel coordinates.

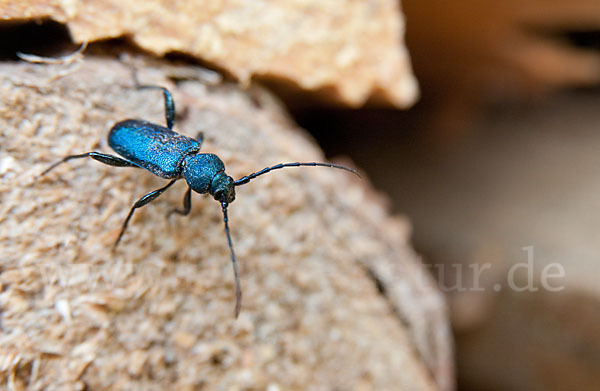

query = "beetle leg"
[
  {"left": 167, "top": 186, "right": 192, "bottom": 217},
  {"left": 136, "top": 85, "right": 176, "bottom": 130},
  {"left": 40, "top": 152, "right": 138, "bottom": 177},
  {"left": 114, "top": 179, "right": 178, "bottom": 248},
  {"left": 195, "top": 131, "right": 204, "bottom": 147}
]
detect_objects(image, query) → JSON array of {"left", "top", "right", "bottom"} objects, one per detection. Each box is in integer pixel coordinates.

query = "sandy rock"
[
  {"left": 2, "top": 0, "right": 418, "bottom": 108},
  {"left": 0, "top": 58, "right": 449, "bottom": 390}
]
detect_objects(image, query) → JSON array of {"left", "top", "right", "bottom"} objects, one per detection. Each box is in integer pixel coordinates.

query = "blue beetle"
[{"left": 41, "top": 84, "right": 359, "bottom": 317}]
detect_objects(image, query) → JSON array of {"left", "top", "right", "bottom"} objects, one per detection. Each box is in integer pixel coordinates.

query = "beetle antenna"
[
  {"left": 221, "top": 199, "right": 242, "bottom": 318},
  {"left": 234, "top": 162, "right": 360, "bottom": 186}
]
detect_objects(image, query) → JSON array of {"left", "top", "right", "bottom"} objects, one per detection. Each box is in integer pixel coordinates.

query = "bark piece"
[
  {"left": 0, "top": 58, "right": 449, "bottom": 390},
  {"left": 1, "top": 0, "right": 418, "bottom": 108}
]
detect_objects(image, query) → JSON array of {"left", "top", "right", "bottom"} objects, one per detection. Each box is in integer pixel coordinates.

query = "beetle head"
[
  {"left": 183, "top": 153, "right": 234, "bottom": 203},
  {"left": 210, "top": 172, "right": 235, "bottom": 203}
]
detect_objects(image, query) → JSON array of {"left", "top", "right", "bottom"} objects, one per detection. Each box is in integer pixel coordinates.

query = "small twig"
[{"left": 16, "top": 41, "right": 88, "bottom": 65}]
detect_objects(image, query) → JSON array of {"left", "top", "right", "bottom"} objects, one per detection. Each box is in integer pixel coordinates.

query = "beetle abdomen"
[{"left": 109, "top": 120, "right": 200, "bottom": 178}]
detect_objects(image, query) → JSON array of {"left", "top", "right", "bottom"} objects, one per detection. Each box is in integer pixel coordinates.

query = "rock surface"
[
  {"left": 2, "top": 0, "right": 418, "bottom": 108},
  {"left": 0, "top": 58, "right": 450, "bottom": 390}
]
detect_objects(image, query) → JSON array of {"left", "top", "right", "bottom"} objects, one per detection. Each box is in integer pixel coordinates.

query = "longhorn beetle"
[{"left": 40, "top": 83, "right": 359, "bottom": 318}]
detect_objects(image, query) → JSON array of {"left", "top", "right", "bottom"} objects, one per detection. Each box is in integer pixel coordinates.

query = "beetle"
[{"left": 40, "top": 83, "right": 359, "bottom": 318}]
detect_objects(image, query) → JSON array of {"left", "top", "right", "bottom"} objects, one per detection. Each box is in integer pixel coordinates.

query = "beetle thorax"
[{"left": 182, "top": 153, "right": 233, "bottom": 201}]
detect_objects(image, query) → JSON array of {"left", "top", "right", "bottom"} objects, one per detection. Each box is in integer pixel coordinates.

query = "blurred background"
[
  {"left": 297, "top": 1, "right": 600, "bottom": 390},
  {"left": 2, "top": 0, "right": 599, "bottom": 389}
]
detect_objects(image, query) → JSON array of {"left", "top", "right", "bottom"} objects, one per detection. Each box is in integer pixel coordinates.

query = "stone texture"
[
  {"left": 1, "top": 0, "right": 418, "bottom": 108},
  {"left": 0, "top": 58, "right": 450, "bottom": 390}
]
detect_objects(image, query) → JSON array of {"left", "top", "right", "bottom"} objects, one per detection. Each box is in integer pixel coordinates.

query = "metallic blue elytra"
[
  {"left": 109, "top": 119, "right": 200, "bottom": 178},
  {"left": 40, "top": 83, "right": 359, "bottom": 319}
]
